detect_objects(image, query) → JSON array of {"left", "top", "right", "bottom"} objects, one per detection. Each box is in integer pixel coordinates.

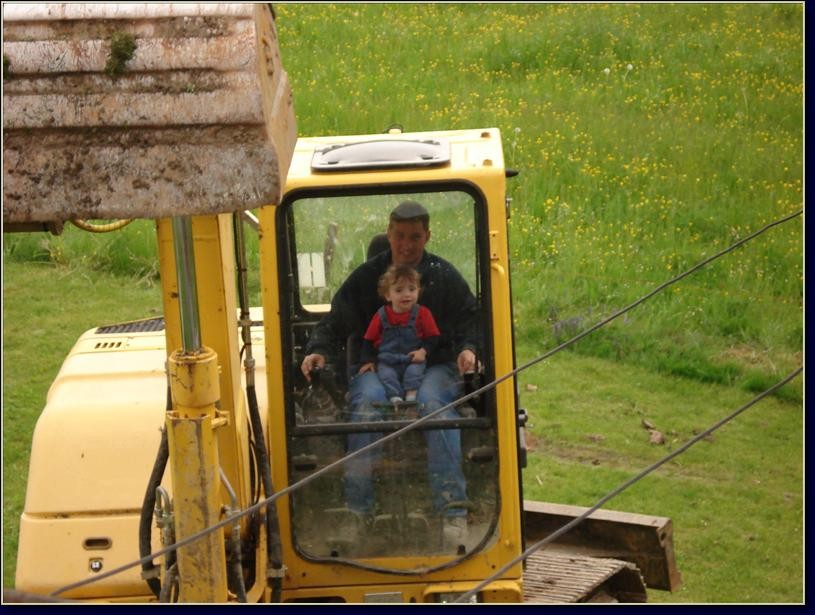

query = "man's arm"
[
  {"left": 305, "top": 265, "right": 366, "bottom": 358},
  {"left": 419, "top": 334, "right": 440, "bottom": 356},
  {"left": 360, "top": 339, "right": 378, "bottom": 365},
  {"left": 301, "top": 295, "right": 355, "bottom": 381},
  {"left": 420, "top": 255, "right": 480, "bottom": 366},
  {"left": 302, "top": 255, "right": 385, "bottom": 377},
  {"left": 440, "top": 260, "right": 480, "bottom": 357}
]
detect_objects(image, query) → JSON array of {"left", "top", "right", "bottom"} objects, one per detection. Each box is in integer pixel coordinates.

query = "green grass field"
[{"left": 2, "top": 3, "right": 802, "bottom": 603}]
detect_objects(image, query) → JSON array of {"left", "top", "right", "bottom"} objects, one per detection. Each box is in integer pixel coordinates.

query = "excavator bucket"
[{"left": 2, "top": 3, "right": 296, "bottom": 232}]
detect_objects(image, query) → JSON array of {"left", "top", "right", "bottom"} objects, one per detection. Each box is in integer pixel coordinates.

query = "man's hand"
[
  {"left": 301, "top": 353, "right": 326, "bottom": 381},
  {"left": 408, "top": 348, "right": 427, "bottom": 364},
  {"left": 456, "top": 348, "right": 477, "bottom": 375},
  {"left": 358, "top": 362, "right": 376, "bottom": 374}
]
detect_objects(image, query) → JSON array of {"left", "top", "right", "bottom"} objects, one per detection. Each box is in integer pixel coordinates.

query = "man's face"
[{"left": 388, "top": 220, "right": 430, "bottom": 267}]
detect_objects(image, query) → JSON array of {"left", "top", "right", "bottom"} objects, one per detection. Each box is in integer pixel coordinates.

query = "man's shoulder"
[
  {"left": 347, "top": 252, "right": 388, "bottom": 284},
  {"left": 423, "top": 251, "right": 451, "bottom": 267},
  {"left": 422, "top": 252, "right": 462, "bottom": 278}
]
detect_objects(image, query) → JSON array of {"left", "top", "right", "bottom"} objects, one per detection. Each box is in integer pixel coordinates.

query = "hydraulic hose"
[
  {"left": 247, "top": 384, "right": 284, "bottom": 602},
  {"left": 139, "top": 403, "right": 170, "bottom": 598},
  {"left": 220, "top": 469, "right": 248, "bottom": 603},
  {"left": 233, "top": 212, "right": 284, "bottom": 601}
]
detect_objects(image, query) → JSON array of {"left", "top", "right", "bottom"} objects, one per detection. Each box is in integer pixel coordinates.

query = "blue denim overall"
[{"left": 375, "top": 304, "right": 426, "bottom": 399}]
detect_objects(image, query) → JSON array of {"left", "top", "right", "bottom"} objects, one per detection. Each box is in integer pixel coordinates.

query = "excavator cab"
[{"left": 253, "top": 129, "right": 528, "bottom": 601}]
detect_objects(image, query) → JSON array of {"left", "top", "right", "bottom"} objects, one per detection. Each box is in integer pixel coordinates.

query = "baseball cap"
[{"left": 390, "top": 200, "right": 429, "bottom": 221}]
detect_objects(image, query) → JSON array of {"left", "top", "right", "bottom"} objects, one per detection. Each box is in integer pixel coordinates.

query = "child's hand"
[
  {"left": 358, "top": 362, "right": 376, "bottom": 374},
  {"left": 408, "top": 348, "right": 427, "bottom": 363}
]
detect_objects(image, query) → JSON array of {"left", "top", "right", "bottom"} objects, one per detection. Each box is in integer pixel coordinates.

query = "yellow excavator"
[{"left": 3, "top": 4, "right": 679, "bottom": 603}]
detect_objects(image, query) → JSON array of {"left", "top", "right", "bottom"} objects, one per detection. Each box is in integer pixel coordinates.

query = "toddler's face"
[{"left": 387, "top": 279, "right": 419, "bottom": 313}]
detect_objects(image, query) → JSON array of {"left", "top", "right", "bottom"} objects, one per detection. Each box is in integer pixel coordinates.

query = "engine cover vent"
[{"left": 95, "top": 317, "right": 165, "bottom": 335}]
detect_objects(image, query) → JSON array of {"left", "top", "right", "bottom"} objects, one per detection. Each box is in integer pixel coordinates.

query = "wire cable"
[
  {"left": 453, "top": 365, "right": 803, "bottom": 602},
  {"left": 49, "top": 208, "right": 803, "bottom": 597}
]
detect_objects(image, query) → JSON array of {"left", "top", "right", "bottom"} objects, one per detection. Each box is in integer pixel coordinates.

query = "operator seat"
[
  {"left": 366, "top": 233, "right": 389, "bottom": 260},
  {"left": 343, "top": 233, "right": 391, "bottom": 380}
]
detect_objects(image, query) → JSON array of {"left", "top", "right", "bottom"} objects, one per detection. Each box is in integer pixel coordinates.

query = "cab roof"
[{"left": 284, "top": 128, "right": 506, "bottom": 191}]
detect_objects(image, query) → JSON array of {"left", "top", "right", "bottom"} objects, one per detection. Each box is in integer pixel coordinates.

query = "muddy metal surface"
[{"left": 2, "top": 3, "right": 296, "bottom": 226}]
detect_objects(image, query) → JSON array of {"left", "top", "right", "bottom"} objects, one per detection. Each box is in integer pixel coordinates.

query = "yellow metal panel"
[
  {"left": 17, "top": 315, "right": 275, "bottom": 598},
  {"left": 25, "top": 337, "right": 167, "bottom": 514},
  {"left": 15, "top": 513, "right": 156, "bottom": 600},
  {"left": 423, "top": 579, "right": 523, "bottom": 603},
  {"left": 256, "top": 202, "right": 291, "bottom": 560},
  {"left": 278, "top": 579, "right": 522, "bottom": 603},
  {"left": 480, "top": 158, "right": 525, "bottom": 579}
]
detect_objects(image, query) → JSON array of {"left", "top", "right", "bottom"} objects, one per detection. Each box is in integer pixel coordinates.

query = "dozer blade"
[
  {"left": 2, "top": 3, "right": 296, "bottom": 230},
  {"left": 524, "top": 500, "right": 683, "bottom": 592}
]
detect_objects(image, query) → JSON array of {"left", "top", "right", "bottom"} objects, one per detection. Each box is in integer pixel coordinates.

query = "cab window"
[{"left": 279, "top": 187, "right": 499, "bottom": 564}]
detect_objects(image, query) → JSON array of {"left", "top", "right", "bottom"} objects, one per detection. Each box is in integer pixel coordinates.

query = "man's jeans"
[{"left": 345, "top": 363, "right": 467, "bottom": 518}]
